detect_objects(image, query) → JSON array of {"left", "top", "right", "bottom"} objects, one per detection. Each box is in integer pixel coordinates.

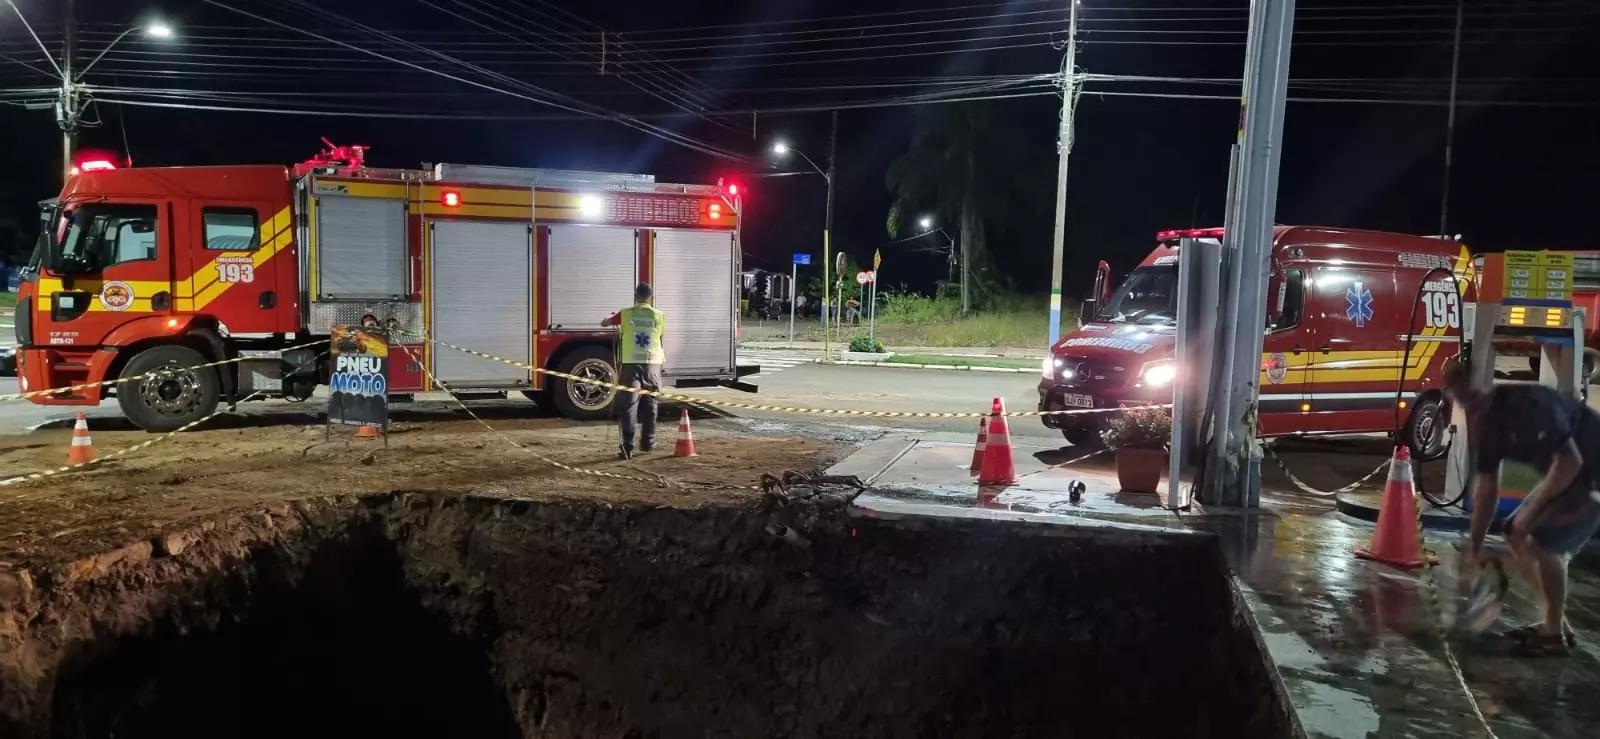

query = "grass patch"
[
  {"left": 884, "top": 354, "right": 1037, "bottom": 370},
  {"left": 0, "top": 292, "right": 14, "bottom": 310},
  {"left": 807, "top": 294, "right": 1064, "bottom": 349}
]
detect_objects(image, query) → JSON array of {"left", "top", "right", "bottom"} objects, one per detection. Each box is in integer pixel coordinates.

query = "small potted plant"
[
  {"left": 1100, "top": 406, "right": 1172, "bottom": 494},
  {"left": 841, "top": 335, "right": 892, "bottom": 362}
]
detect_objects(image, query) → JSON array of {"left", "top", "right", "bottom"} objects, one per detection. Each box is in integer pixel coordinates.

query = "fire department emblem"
[
  {"left": 1266, "top": 352, "right": 1288, "bottom": 385},
  {"left": 99, "top": 280, "right": 135, "bottom": 312}
]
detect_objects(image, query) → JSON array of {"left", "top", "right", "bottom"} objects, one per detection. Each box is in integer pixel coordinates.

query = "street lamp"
[
  {"left": 770, "top": 134, "right": 838, "bottom": 352},
  {"left": 80, "top": 20, "right": 178, "bottom": 78},
  {"left": 917, "top": 215, "right": 959, "bottom": 300}
]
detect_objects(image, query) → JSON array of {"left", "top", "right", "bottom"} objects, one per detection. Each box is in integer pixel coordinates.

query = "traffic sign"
[
  {"left": 793, "top": 253, "right": 811, "bottom": 265},
  {"left": 873, "top": 249, "right": 882, "bottom": 271},
  {"left": 856, "top": 271, "right": 874, "bottom": 285}
]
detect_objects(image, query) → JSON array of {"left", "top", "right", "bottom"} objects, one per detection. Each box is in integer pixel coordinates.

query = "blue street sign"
[{"left": 793, "top": 253, "right": 811, "bottom": 265}]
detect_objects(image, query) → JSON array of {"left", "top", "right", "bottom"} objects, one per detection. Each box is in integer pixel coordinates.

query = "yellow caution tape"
[
  {"left": 0, "top": 390, "right": 269, "bottom": 493},
  {"left": 420, "top": 335, "right": 1166, "bottom": 420},
  {"left": 0, "top": 339, "right": 330, "bottom": 403}
]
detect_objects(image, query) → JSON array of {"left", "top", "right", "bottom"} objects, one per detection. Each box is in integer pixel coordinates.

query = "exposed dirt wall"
[{"left": 0, "top": 493, "right": 1295, "bottom": 739}]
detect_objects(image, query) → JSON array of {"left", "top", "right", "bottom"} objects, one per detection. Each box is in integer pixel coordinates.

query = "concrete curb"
[{"left": 826, "top": 360, "right": 1034, "bottom": 374}]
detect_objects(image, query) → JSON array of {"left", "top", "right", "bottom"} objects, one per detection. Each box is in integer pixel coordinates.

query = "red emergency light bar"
[
  {"left": 709, "top": 203, "right": 723, "bottom": 220},
  {"left": 1156, "top": 227, "right": 1225, "bottom": 241},
  {"left": 69, "top": 159, "right": 119, "bottom": 176}
]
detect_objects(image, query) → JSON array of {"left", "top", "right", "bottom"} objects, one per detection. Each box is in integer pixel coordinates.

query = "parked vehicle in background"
[
  {"left": 1039, "top": 226, "right": 1474, "bottom": 460},
  {"left": 14, "top": 143, "right": 749, "bottom": 431}
]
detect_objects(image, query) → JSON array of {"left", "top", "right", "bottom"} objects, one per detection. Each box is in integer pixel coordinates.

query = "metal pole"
[
  {"left": 789, "top": 261, "right": 798, "bottom": 346},
  {"left": 1046, "top": 0, "right": 1080, "bottom": 347},
  {"left": 868, "top": 273, "right": 878, "bottom": 342},
  {"left": 1203, "top": 144, "right": 1243, "bottom": 507},
  {"left": 1215, "top": 0, "right": 1296, "bottom": 507},
  {"left": 822, "top": 110, "right": 838, "bottom": 354},
  {"left": 60, "top": 0, "right": 76, "bottom": 181},
  {"left": 1438, "top": 0, "right": 1464, "bottom": 238}
]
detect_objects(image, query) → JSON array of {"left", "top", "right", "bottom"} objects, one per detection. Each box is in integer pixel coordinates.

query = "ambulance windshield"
[{"left": 1100, "top": 266, "right": 1178, "bottom": 325}]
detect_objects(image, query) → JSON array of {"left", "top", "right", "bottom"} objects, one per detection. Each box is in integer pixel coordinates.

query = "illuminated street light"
[
  {"left": 80, "top": 19, "right": 178, "bottom": 78},
  {"left": 918, "top": 216, "right": 933, "bottom": 231},
  {"left": 771, "top": 141, "right": 790, "bottom": 156}
]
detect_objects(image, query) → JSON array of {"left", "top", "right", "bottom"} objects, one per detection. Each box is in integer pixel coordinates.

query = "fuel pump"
[{"left": 1444, "top": 251, "right": 1587, "bottom": 518}]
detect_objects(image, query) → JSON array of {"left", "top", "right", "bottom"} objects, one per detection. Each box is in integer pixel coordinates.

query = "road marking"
[{"left": 738, "top": 351, "right": 816, "bottom": 381}]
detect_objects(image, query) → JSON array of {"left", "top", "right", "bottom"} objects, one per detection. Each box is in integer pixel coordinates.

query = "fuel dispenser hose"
[{"left": 1393, "top": 265, "right": 1469, "bottom": 508}]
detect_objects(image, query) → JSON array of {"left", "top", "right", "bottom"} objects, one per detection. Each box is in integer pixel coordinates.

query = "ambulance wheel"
[
  {"left": 551, "top": 346, "right": 619, "bottom": 422},
  {"left": 116, "top": 345, "right": 221, "bottom": 433},
  {"left": 1063, "top": 427, "right": 1102, "bottom": 448},
  {"left": 1403, "top": 393, "right": 1451, "bottom": 462}
]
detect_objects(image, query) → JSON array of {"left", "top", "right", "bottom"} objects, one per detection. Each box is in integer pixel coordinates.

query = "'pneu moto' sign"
[{"left": 328, "top": 324, "right": 390, "bottom": 429}]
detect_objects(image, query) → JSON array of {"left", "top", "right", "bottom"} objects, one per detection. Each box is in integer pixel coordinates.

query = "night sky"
[{"left": 2, "top": 0, "right": 1597, "bottom": 296}]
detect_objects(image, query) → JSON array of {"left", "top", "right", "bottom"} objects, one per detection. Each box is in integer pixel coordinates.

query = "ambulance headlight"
[
  {"left": 1140, "top": 361, "right": 1177, "bottom": 387},
  {"left": 1043, "top": 356, "right": 1069, "bottom": 379}
]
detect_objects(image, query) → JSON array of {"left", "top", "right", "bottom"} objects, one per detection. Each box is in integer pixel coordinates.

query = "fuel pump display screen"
[{"left": 1499, "top": 304, "right": 1570, "bottom": 330}]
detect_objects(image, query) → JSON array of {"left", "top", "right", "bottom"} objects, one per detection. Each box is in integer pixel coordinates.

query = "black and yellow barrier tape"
[
  {"left": 0, "top": 390, "right": 269, "bottom": 494},
  {"left": 0, "top": 339, "right": 330, "bottom": 404},
  {"left": 421, "top": 336, "right": 1166, "bottom": 420}
]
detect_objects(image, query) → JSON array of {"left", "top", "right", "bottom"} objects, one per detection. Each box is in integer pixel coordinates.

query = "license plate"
[{"left": 1062, "top": 393, "right": 1094, "bottom": 409}]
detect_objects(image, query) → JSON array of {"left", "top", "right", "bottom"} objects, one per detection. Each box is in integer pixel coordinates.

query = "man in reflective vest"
[{"left": 603, "top": 283, "right": 666, "bottom": 459}]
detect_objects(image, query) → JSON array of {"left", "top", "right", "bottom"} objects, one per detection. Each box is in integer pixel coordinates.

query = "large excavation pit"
[{"left": 0, "top": 492, "right": 1294, "bottom": 738}]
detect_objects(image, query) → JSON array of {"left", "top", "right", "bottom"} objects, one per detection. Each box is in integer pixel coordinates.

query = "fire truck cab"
[
  {"left": 1039, "top": 226, "right": 1474, "bottom": 459},
  {"left": 14, "top": 146, "right": 744, "bottom": 431}
]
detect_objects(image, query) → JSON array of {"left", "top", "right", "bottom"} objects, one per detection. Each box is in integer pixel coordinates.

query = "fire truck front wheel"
[
  {"left": 116, "top": 345, "right": 222, "bottom": 432},
  {"left": 550, "top": 346, "right": 619, "bottom": 422}
]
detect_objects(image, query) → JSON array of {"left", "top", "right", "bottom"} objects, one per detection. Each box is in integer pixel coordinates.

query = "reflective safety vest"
[{"left": 618, "top": 303, "right": 666, "bottom": 365}]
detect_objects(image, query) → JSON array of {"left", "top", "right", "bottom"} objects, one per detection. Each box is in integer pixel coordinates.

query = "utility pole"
[
  {"left": 1046, "top": 0, "right": 1080, "bottom": 346},
  {"left": 822, "top": 110, "right": 838, "bottom": 354},
  {"left": 60, "top": 0, "right": 78, "bottom": 180},
  {"left": 1438, "top": 0, "right": 1464, "bottom": 237},
  {"left": 1208, "top": 0, "right": 1296, "bottom": 507}
]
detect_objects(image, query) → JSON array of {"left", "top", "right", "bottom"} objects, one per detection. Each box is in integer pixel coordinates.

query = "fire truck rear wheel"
[
  {"left": 116, "top": 345, "right": 222, "bottom": 433},
  {"left": 550, "top": 346, "right": 619, "bottom": 422}
]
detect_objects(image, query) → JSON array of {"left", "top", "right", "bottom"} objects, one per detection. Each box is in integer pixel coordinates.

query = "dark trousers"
[{"left": 618, "top": 363, "right": 662, "bottom": 450}]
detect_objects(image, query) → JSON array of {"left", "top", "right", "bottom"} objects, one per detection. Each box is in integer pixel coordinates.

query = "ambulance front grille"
[{"left": 1057, "top": 356, "right": 1131, "bottom": 390}]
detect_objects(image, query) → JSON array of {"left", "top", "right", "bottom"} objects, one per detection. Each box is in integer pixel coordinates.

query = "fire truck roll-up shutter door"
[
  {"left": 546, "top": 225, "right": 638, "bottom": 330},
  {"left": 315, "top": 194, "right": 408, "bottom": 300},
  {"left": 430, "top": 220, "right": 533, "bottom": 386},
  {"left": 652, "top": 229, "right": 736, "bottom": 378}
]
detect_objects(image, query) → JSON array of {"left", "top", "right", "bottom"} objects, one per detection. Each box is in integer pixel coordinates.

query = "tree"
[{"left": 884, "top": 102, "right": 1048, "bottom": 311}]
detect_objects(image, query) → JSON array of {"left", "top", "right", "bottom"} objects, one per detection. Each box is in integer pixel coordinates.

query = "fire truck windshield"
[
  {"left": 1099, "top": 265, "right": 1178, "bottom": 325},
  {"left": 46, "top": 203, "right": 157, "bottom": 274}
]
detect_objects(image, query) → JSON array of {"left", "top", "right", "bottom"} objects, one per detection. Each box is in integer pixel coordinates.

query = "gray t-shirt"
[{"left": 1469, "top": 384, "right": 1599, "bottom": 501}]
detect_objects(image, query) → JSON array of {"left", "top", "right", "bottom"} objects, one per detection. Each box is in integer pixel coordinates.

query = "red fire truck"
[
  {"left": 13, "top": 144, "right": 746, "bottom": 431},
  {"left": 1039, "top": 226, "right": 1474, "bottom": 459}
]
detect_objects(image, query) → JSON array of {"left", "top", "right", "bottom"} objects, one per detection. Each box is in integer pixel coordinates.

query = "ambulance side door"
[
  {"left": 1257, "top": 267, "right": 1312, "bottom": 435},
  {"left": 1304, "top": 266, "right": 1400, "bottom": 433}
]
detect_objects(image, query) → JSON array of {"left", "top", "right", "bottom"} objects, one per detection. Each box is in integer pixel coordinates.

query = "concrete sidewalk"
[{"left": 833, "top": 434, "right": 1600, "bottom": 739}]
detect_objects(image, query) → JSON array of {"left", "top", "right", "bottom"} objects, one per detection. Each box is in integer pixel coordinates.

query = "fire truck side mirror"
[{"left": 1079, "top": 298, "right": 1097, "bottom": 326}]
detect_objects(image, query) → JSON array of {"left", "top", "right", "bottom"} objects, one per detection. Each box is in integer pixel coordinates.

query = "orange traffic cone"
[
  {"left": 355, "top": 425, "right": 380, "bottom": 439},
  {"left": 67, "top": 412, "right": 95, "bottom": 465},
  {"left": 674, "top": 409, "right": 698, "bottom": 457},
  {"left": 1356, "top": 445, "right": 1438, "bottom": 569},
  {"left": 977, "top": 398, "right": 1017, "bottom": 485},
  {"left": 969, "top": 416, "right": 988, "bottom": 476}
]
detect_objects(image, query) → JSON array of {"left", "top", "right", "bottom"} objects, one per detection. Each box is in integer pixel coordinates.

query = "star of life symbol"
[
  {"left": 1346, "top": 281, "right": 1374, "bottom": 328},
  {"left": 633, "top": 332, "right": 652, "bottom": 349}
]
